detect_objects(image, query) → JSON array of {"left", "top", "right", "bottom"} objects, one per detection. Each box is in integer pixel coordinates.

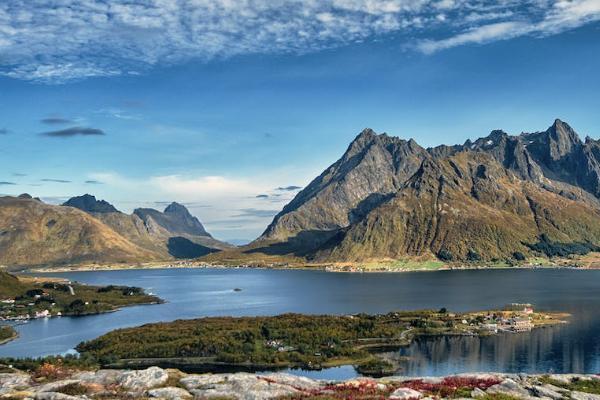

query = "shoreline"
[
  {"left": 20, "top": 259, "right": 597, "bottom": 274},
  {"left": 0, "top": 329, "right": 18, "bottom": 346}
]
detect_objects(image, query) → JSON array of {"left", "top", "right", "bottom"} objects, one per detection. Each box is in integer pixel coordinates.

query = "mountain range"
[
  {"left": 0, "top": 194, "right": 230, "bottom": 269},
  {"left": 3, "top": 119, "right": 600, "bottom": 269},
  {"left": 245, "top": 119, "right": 600, "bottom": 263}
]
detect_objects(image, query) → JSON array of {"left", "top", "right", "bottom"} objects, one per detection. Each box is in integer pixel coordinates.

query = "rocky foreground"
[{"left": 1, "top": 367, "right": 600, "bottom": 400}]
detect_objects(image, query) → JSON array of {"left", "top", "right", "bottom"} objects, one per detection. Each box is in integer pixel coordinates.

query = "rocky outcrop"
[
  {"left": 249, "top": 120, "right": 600, "bottom": 262},
  {"left": 2, "top": 367, "right": 600, "bottom": 400}
]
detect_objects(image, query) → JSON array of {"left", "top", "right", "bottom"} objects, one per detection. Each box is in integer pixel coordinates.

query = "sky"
[{"left": 1, "top": 1, "right": 600, "bottom": 243}]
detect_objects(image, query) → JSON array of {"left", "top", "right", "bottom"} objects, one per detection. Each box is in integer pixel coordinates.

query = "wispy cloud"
[
  {"left": 0, "top": 181, "right": 16, "bottom": 185},
  {"left": 84, "top": 179, "right": 103, "bottom": 184},
  {"left": 41, "top": 117, "right": 73, "bottom": 125},
  {"left": 276, "top": 185, "right": 302, "bottom": 191},
  {"left": 41, "top": 178, "right": 71, "bottom": 183},
  {"left": 40, "top": 127, "right": 105, "bottom": 138},
  {"left": 234, "top": 208, "right": 280, "bottom": 218},
  {"left": 12, "top": 173, "right": 27, "bottom": 177},
  {"left": 0, "top": 128, "right": 8, "bottom": 134},
  {"left": 1, "top": 1, "right": 599, "bottom": 83},
  {"left": 417, "top": 0, "right": 600, "bottom": 54},
  {"left": 256, "top": 194, "right": 269, "bottom": 199}
]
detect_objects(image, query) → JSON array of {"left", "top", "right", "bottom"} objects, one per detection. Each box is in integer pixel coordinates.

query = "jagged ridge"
[{"left": 255, "top": 119, "right": 600, "bottom": 262}]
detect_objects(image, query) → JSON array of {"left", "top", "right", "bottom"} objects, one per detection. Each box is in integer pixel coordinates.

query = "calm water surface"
[{"left": 1, "top": 268, "right": 599, "bottom": 378}]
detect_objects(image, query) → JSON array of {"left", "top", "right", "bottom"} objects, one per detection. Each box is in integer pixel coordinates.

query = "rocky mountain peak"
[
  {"left": 63, "top": 194, "right": 120, "bottom": 213},
  {"left": 134, "top": 203, "right": 210, "bottom": 238},
  {"left": 164, "top": 202, "right": 190, "bottom": 216},
  {"left": 546, "top": 118, "right": 581, "bottom": 154}
]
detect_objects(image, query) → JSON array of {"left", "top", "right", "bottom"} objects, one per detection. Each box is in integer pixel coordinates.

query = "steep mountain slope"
[
  {"left": 250, "top": 120, "right": 600, "bottom": 262},
  {"left": 0, "top": 196, "right": 160, "bottom": 268},
  {"left": 319, "top": 151, "right": 600, "bottom": 261},
  {"left": 260, "top": 129, "right": 430, "bottom": 243},
  {"left": 62, "top": 195, "right": 231, "bottom": 259}
]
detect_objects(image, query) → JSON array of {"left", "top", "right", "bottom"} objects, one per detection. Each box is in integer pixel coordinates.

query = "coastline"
[{"left": 23, "top": 260, "right": 596, "bottom": 274}]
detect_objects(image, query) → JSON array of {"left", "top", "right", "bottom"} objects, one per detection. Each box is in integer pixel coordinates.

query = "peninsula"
[
  {"left": 77, "top": 306, "right": 567, "bottom": 375},
  {"left": 0, "top": 271, "right": 161, "bottom": 331}
]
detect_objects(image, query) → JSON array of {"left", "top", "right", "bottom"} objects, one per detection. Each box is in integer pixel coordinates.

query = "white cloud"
[
  {"left": 417, "top": 21, "right": 529, "bottom": 54},
  {"left": 417, "top": 0, "right": 600, "bottom": 54},
  {"left": 150, "top": 175, "right": 263, "bottom": 199},
  {"left": 86, "top": 171, "right": 305, "bottom": 239},
  {"left": 0, "top": 0, "right": 599, "bottom": 82}
]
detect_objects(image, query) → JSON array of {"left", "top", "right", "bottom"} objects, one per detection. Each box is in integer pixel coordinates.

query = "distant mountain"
[
  {"left": 63, "top": 197, "right": 231, "bottom": 261},
  {"left": 63, "top": 194, "right": 120, "bottom": 213},
  {"left": 134, "top": 202, "right": 210, "bottom": 238},
  {"left": 250, "top": 120, "right": 600, "bottom": 262},
  {"left": 0, "top": 195, "right": 231, "bottom": 269},
  {"left": 0, "top": 196, "right": 160, "bottom": 268}
]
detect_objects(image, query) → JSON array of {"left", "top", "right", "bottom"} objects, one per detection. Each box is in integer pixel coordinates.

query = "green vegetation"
[
  {"left": 0, "top": 353, "right": 99, "bottom": 373},
  {"left": 0, "top": 325, "right": 17, "bottom": 344},
  {"left": 527, "top": 234, "right": 600, "bottom": 257},
  {"left": 77, "top": 309, "right": 565, "bottom": 373},
  {"left": 0, "top": 271, "right": 161, "bottom": 323},
  {"left": 540, "top": 376, "right": 600, "bottom": 395},
  {"left": 355, "top": 358, "right": 395, "bottom": 377}
]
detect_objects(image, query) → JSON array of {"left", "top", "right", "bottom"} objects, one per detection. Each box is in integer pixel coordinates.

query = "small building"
[
  {"left": 35, "top": 310, "right": 50, "bottom": 319},
  {"left": 510, "top": 317, "right": 533, "bottom": 332}
]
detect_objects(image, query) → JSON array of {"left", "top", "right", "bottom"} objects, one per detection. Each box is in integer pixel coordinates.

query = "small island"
[
  {"left": 0, "top": 271, "right": 161, "bottom": 340},
  {"left": 77, "top": 305, "right": 568, "bottom": 375}
]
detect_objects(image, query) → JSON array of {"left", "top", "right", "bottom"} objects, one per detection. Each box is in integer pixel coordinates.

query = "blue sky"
[{"left": 1, "top": 1, "right": 600, "bottom": 242}]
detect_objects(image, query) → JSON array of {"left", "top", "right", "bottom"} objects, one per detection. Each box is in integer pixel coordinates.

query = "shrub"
[{"left": 437, "top": 249, "right": 453, "bottom": 261}]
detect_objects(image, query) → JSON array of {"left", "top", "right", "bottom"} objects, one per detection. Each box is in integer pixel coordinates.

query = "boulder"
[
  {"left": 260, "top": 373, "right": 324, "bottom": 391},
  {"left": 530, "top": 384, "right": 568, "bottom": 400},
  {"left": 571, "top": 392, "right": 600, "bottom": 400},
  {"left": 117, "top": 366, "right": 169, "bottom": 391},
  {"left": 187, "top": 373, "right": 301, "bottom": 399},
  {"left": 487, "top": 378, "right": 532, "bottom": 398},
  {"left": 148, "top": 386, "right": 193, "bottom": 399},
  {"left": 389, "top": 387, "right": 423, "bottom": 400},
  {"left": 73, "top": 369, "right": 122, "bottom": 386},
  {"left": 34, "top": 379, "right": 81, "bottom": 393},
  {"left": 34, "top": 393, "right": 84, "bottom": 400},
  {"left": 0, "top": 373, "right": 31, "bottom": 395}
]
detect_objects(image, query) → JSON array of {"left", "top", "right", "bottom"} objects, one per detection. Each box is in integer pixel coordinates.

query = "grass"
[{"left": 359, "top": 258, "right": 446, "bottom": 271}]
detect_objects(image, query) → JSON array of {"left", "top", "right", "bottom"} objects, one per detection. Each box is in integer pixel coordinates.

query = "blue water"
[{"left": 1, "top": 268, "right": 599, "bottom": 378}]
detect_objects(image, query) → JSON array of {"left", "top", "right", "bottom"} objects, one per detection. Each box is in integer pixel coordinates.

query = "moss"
[
  {"left": 540, "top": 376, "right": 600, "bottom": 395},
  {"left": 57, "top": 382, "right": 88, "bottom": 396}
]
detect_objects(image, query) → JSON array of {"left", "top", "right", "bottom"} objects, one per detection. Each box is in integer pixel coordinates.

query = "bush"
[
  {"left": 513, "top": 251, "right": 526, "bottom": 261},
  {"left": 467, "top": 249, "right": 482, "bottom": 262},
  {"left": 437, "top": 249, "right": 453, "bottom": 261},
  {"left": 526, "top": 234, "right": 600, "bottom": 257}
]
